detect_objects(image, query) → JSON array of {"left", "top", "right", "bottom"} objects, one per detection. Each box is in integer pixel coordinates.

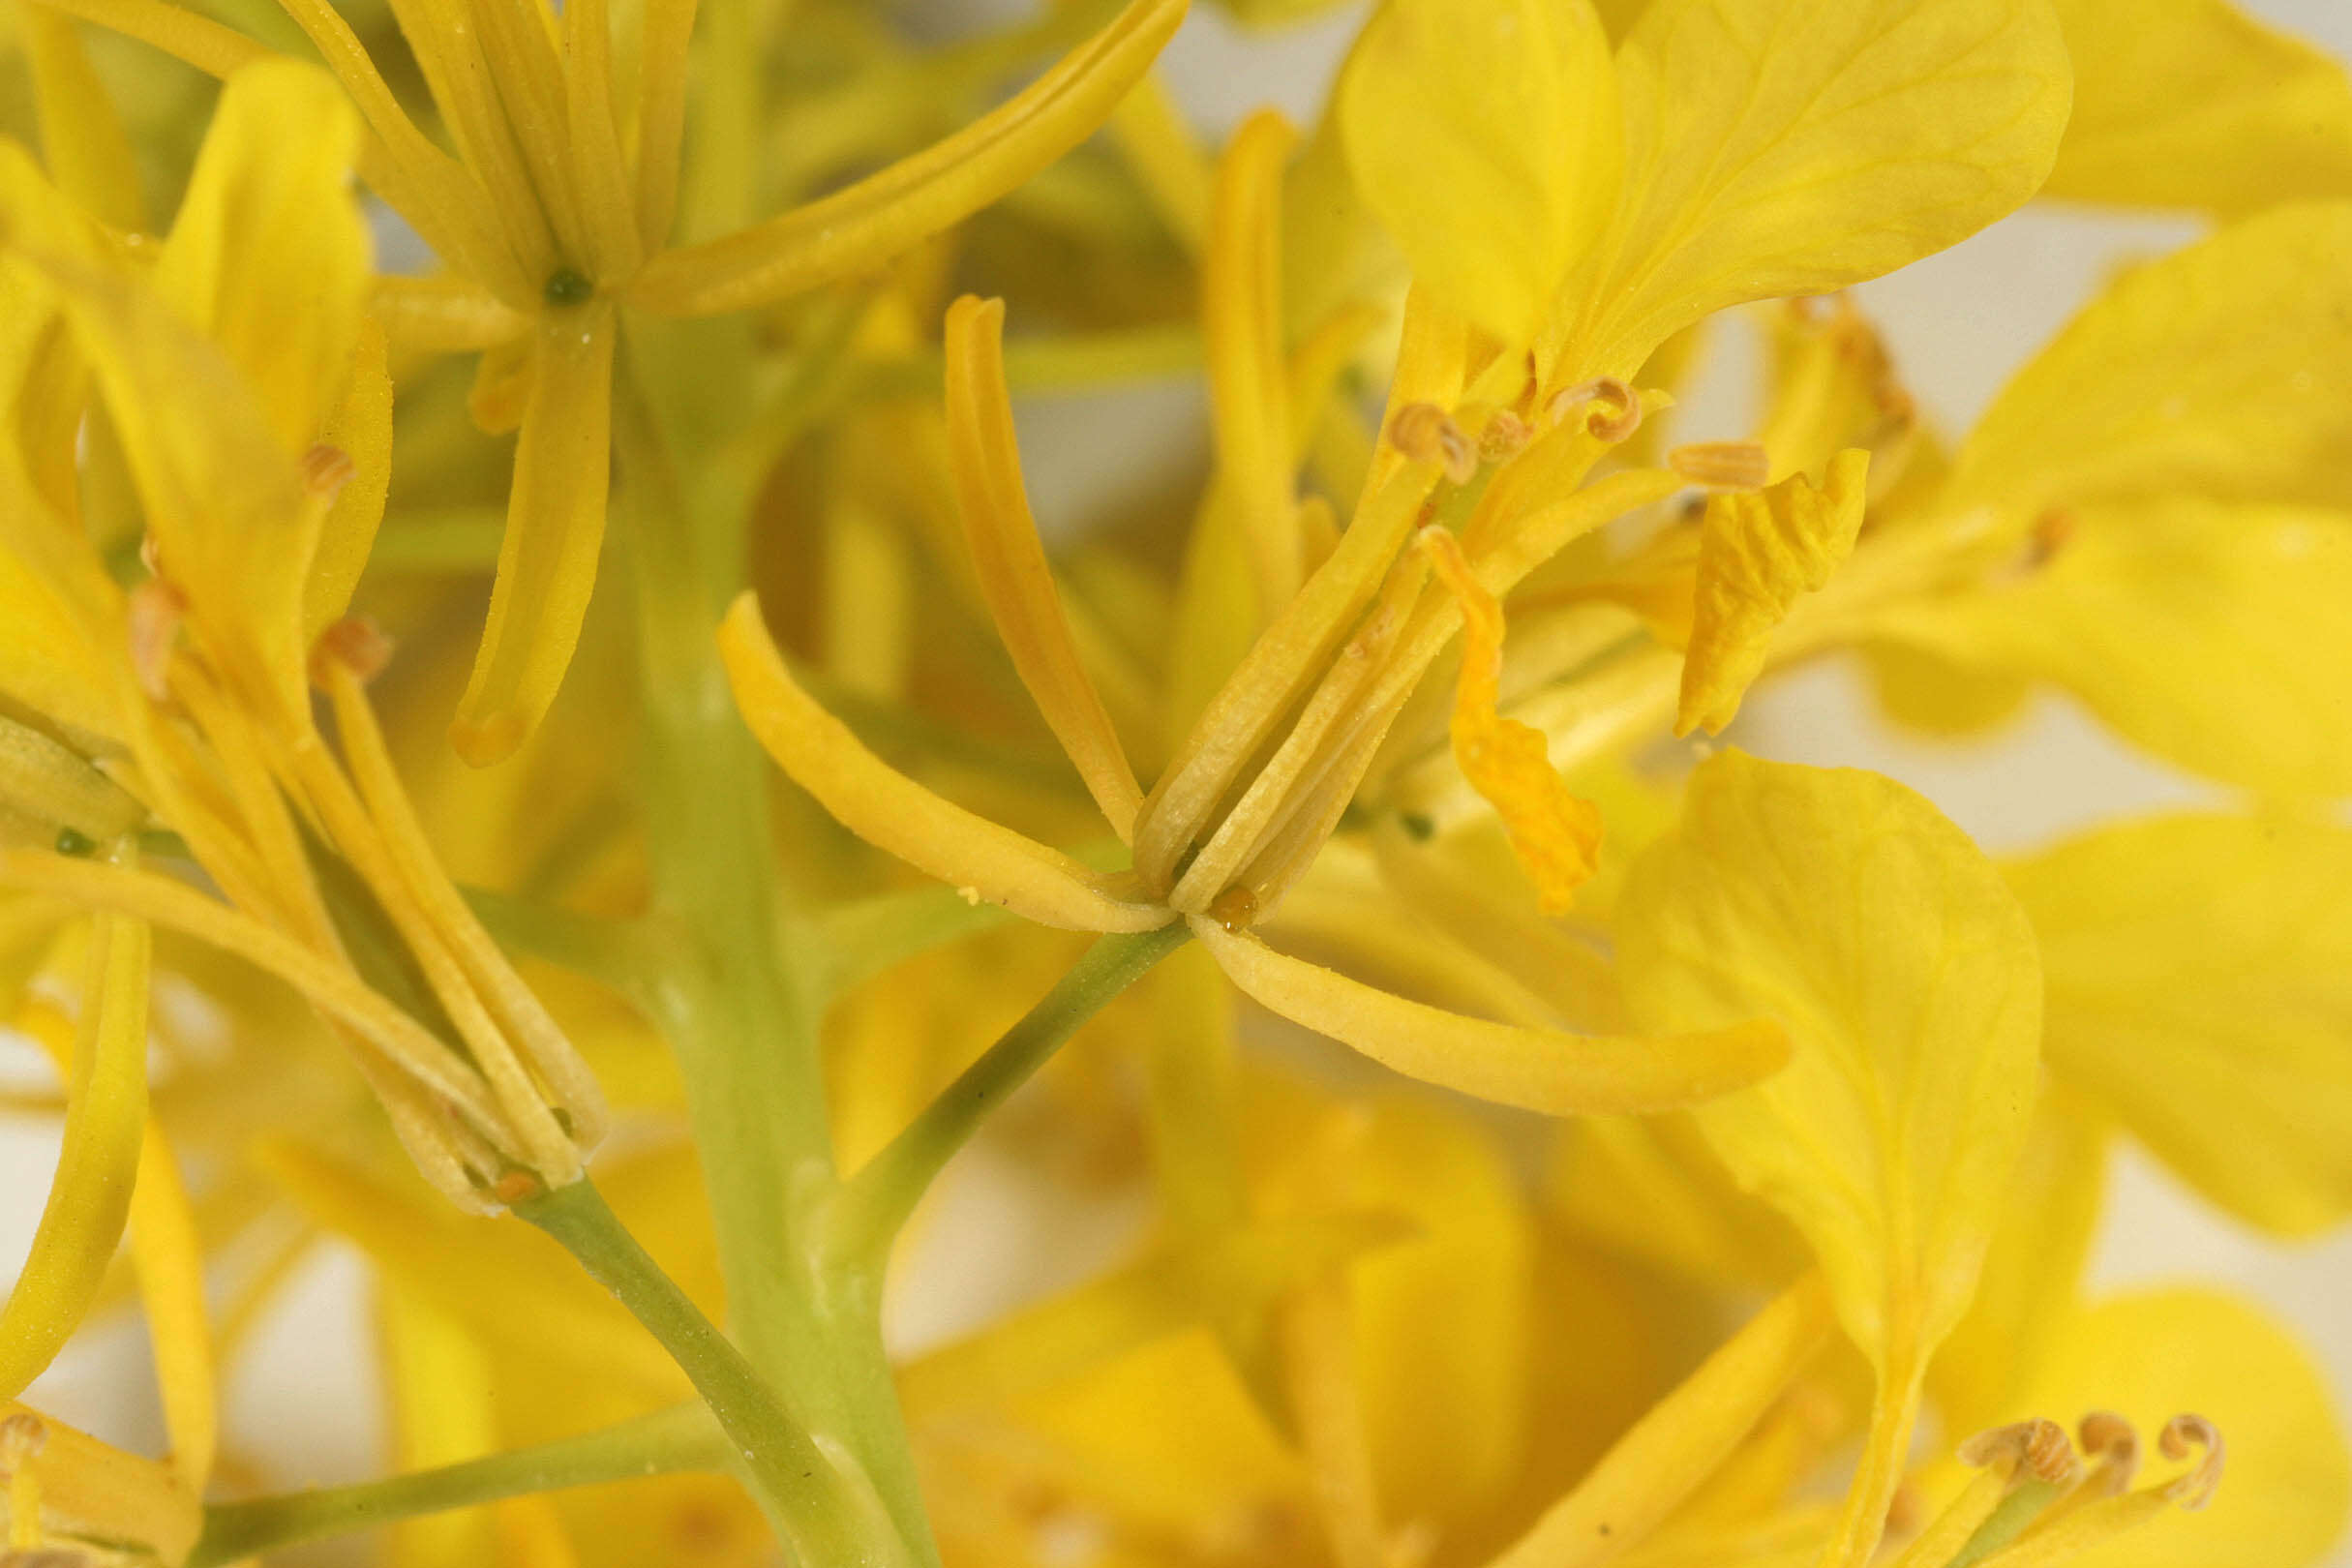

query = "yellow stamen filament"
[
  {"left": 1417, "top": 526, "right": 1600, "bottom": 915},
  {"left": 1669, "top": 441, "right": 1771, "bottom": 489},
  {"left": 127, "top": 1125, "right": 218, "bottom": 1488}
]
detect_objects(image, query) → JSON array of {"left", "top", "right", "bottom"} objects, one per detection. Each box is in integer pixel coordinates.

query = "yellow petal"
[
  {"left": 1191, "top": 916, "right": 1788, "bottom": 1115},
  {"left": 1677, "top": 448, "right": 1869, "bottom": 736},
  {"left": 718, "top": 593, "right": 1169, "bottom": 933},
  {"left": 1927, "top": 1089, "right": 2108, "bottom": 1438},
  {"left": 1549, "top": 1112, "right": 1806, "bottom": 1291},
  {"left": 898, "top": 1212, "right": 1402, "bottom": 1423},
  {"left": 945, "top": 295, "right": 1143, "bottom": 839},
  {"left": 1337, "top": 0, "right": 1620, "bottom": 342},
  {"left": 1486, "top": 1275, "right": 1832, "bottom": 1568},
  {"left": 1617, "top": 752, "right": 2043, "bottom": 1568},
  {"left": 1551, "top": 0, "right": 2070, "bottom": 380},
  {"left": 1419, "top": 524, "right": 1603, "bottom": 914},
  {"left": 2005, "top": 813, "right": 2352, "bottom": 1235},
  {"left": 20, "top": 5, "right": 145, "bottom": 232},
  {"left": 379, "top": 1283, "right": 499, "bottom": 1567},
  {"left": 451, "top": 304, "right": 615, "bottom": 766},
  {"left": 155, "top": 59, "right": 370, "bottom": 454},
  {"left": 2043, "top": 0, "right": 2352, "bottom": 215},
  {"left": 625, "top": 0, "right": 1190, "bottom": 317},
  {"left": 0, "top": 913, "right": 149, "bottom": 1399},
  {"left": 2005, "top": 1290, "right": 2351, "bottom": 1568},
  {"left": 0, "top": 712, "right": 139, "bottom": 845},
  {"left": 1870, "top": 501, "right": 2352, "bottom": 796},
  {"left": 1943, "top": 204, "right": 2352, "bottom": 516},
  {"left": 303, "top": 312, "right": 393, "bottom": 639}
]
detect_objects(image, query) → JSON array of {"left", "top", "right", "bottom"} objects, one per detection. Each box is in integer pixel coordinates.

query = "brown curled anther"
[
  {"left": 1480, "top": 409, "right": 1533, "bottom": 464},
  {"left": 1389, "top": 403, "right": 1476, "bottom": 484},
  {"left": 0, "top": 1411, "right": 46, "bottom": 1464},
  {"left": 299, "top": 441, "right": 357, "bottom": 500},
  {"left": 2158, "top": 1414, "right": 2223, "bottom": 1510},
  {"left": 1668, "top": 441, "right": 1771, "bottom": 490},
  {"left": 308, "top": 616, "right": 395, "bottom": 689},
  {"left": 1546, "top": 377, "right": 1641, "bottom": 442},
  {"left": 2076, "top": 1411, "right": 2141, "bottom": 1496},
  {"left": 1959, "top": 1418, "right": 2079, "bottom": 1486}
]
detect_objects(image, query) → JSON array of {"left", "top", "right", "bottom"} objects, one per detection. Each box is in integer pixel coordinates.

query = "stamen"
[
  {"left": 1388, "top": 403, "right": 1477, "bottom": 484},
  {"left": 1958, "top": 1419, "right": 2079, "bottom": 1487},
  {"left": 2, "top": 1412, "right": 45, "bottom": 1550},
  {"left": 2075, "top": 1412, "right": 2139, "bottom": 1497},
  {"left": 308, "top": 616, "right": 395, "bottom": 690},
  {"left": 298, "top": 441, "right": 356, "bottom": 500},
  {"left": 2157, "top": 1415, "right": 2222, "bottom": 1510},
  {"left": 127, "top": 580, "right": 188, "bottom": 703},
  {"left": 1546, "top": 377, "right": 1641, "bottom": 442},
  {"left": 1669, "top": 441, "right": 1771, "bottom": 489},
  {"left": 1480, "top": 409, "right": 1534, "bottom": 464}
]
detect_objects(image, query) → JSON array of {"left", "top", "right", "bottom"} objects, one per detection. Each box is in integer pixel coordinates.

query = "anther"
[
  {"left": 2157, "top": 1414, "right": 2223, "bottom": 1510},
  {"left": 2075, "top": 1411, "right": 2140, "bottom": 1497},
  {"left": 1480, "top": 409, "right": 1534, "bottom": 464},
  {"left": 308, "top": 616, "right": 395, "bottom": 689},
  {"left": 543, "top": 267, "right": 595, "bottom": 307},
  {"left": 299, "top": 442, "right": 357, "bottom": 500},
  {"left": 1669, "top": 441, "right": 1771, "bottom": 489},
  {"left": 1959, "top": 1418, "right": 2079, "bottom": 1486},
  {"left": 127, "top": 580, "right": 188, "bottom": 702},
  {"left": 1547, "top": 377, "right": 1641, "bottom": 442},
  {"left": 1388, "top": 403, "right": 1477, "bottom": 484}
]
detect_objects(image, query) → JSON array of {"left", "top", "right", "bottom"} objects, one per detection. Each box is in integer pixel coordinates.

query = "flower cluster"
[{"left": 0, "top": 0, "right": 2348, "bottom": 1565}]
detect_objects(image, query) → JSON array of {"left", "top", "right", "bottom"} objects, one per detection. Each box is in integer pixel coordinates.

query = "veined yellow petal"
[
  {"left": 127, "top": 1123, "right": 217, "bottom": 1488},
  {"left": 1549, "top": 0, "right": 2070, "bottom": 382},
  {"left": 1617, "top": 752, "right": 2043, "bottom": 1568},
  {"left": 2005, "top": 814, "right": 2352, "bottom": 1235},
  {"left": 451, "top": 303, "right": 615, "bottom": 767},
  {"left": 1677, "top": 449, "right": 1869, "bottom": 736},
  {"left": 1419, "top": 525, "right": 1601, "bottom": 914},
  {"left": 156, "top": 59, "right": 370, "bottom": 454},
  {"left": 1191, "top": 916, "right": 1787, "bottom": 1115},
  {"left": 1486, "top": 1275, "right": 1831, "bottom": 1568},
  {"left": 2044, "top": 0, "right": 2352, "bottom": 215},
  {"left": 718, "top": 593, "right": 1169, "bottom": 934},
  {"left": 1205, "top": 110, "right": 1303, "bottom": 616},
  {"left": 21, "top": 6, "right": 146, "bottom": 232},
  {"left": 1942, "top": 204, "right": 2352, "bottom": 516},
  {"left": 303, "top": 313, "right": 393, "bottom": 638},
  {"left": 380, "top": 1283, "right": 499, "bottom": 1567},
  {"left": 945, "top": 295, "right": 1144, "bottom": 840},
  {"left": 1868, "top": 501, "right": 2352, "bottom": 796},
  {"left": 624, "top": 0, "right": 1189, "bottom": 317},
  {"left": 0, "top": 1401, "right": 201, "bottom": 1563},
  {"left": 2000, "top": 1290, "right": 2350, "bottom": 1568},
  {"left": 1338, "top": 0, "right": 1619, "bottom": 342},
  {"left": 561, "top": 0, "right": 643, "bottom": 283},
  {"left": 0, "top": 913, "right": 149, "bottom": 1399}
]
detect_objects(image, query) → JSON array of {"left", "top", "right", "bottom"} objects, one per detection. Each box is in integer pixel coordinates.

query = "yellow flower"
[
  {"left": 0, "top": 63, "right": 605, "bottom": 1207},
  {"left": 38, "top": 0, "right": 1190, "bottom": 764}
]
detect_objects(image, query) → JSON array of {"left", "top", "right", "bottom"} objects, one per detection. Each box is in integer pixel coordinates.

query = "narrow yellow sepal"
[
  {"left": 945, "top": 295, "right": 1144, "bottom": 840},
  {"left": 1677, "top": 448, "right": 1869, "bottom": 736},
  {"left": 1191, "top": 916, "right": 1789, "bottom": 1117},
  {"left": 625, "top": 0, "right": 1190, "bottom": 317},
  {"left": 304, "top": 312, "right": 394, "bottom": 639},
  {"left": 452, "top": 304, "right": 616, "bottom": 766},
  {"left": 1205, "top": 110, "right": 1304, "bottom": 615},
  {"left": 717, "top": 593, "right": 1170, "bottom": 934}
]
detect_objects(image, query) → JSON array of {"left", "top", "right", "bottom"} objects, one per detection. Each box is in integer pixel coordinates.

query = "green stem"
[
  {"left": 835, "top": 924, "right": 1191, "bottom": 1264},
  {"left": 616, "top": 343, "right": 938, "bottom": 1564},
  {"left": 189, "top": 1406, "right": 723, "bottom": 1568},
  {"left": 519, "top": 1182, "right": 906, "bottom": 1568}
]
